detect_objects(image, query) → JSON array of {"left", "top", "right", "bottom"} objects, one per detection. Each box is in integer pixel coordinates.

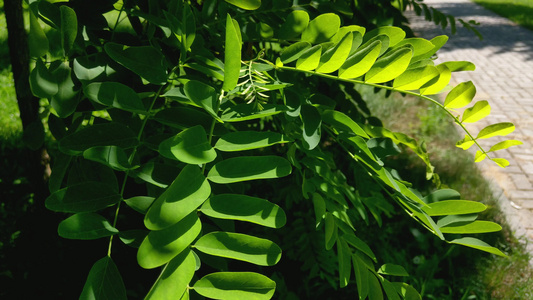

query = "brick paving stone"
[{"left": 406, "top": 0, "right": 533, "bottom": 265}]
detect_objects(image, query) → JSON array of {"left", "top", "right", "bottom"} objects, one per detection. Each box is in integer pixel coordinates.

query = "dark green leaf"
[
  {"left": 215, "top": 131, "right": 288, "bottom": 151},
  {"left": 59, "top": 213, "right": 118, "bottom": 240},
  {"left": 352, "top": 254, "right": 369, "bottom": 299},
  {"left": 105, "top": 43, "right": 167, "bottom": 85},
  {"left": 221, "top": 104, "right": 287, "bottom": 122},
  {"left": 145, "top": 165, "right": 211, "bottom": 231},
  {"left": 80, "top": 257, "right": 127, "bottom": 300},
  {"left": 59, "top": 122, "right": 138, "bottom": 155},
  {"left": 119, "top": 230, "right": 148, "bottom": 248},
  {"left": 84, "top": 82, "right": 146, "bottom": 113},
  {"left": 124, "top": 196, "right": 155, "bottom": 214},
  {"left": 449, "top": 237, "right": 506, "bottom": 256},
  {"left": 207, "top": 156, "right": 292, "bottom": 184},
  {"left": 278, "top": 10, "right": 309, "bottom": 40},
  {"left": 60, "top": 6, "right": 77, "bottom": 56},
  {"left": 300, "top": 104, "right": 322, "bottom": 150},
  {"left": 337, "top": 238, "right": 352, "bottom": 288},
  {"left": 184, "top": 80, "right": 220, "bottom": 120},
  {"left": 193, "top": 272, "right": 275, "bottom": 300},
  {"left": 194, "top": 232, "right": 281, "bottom": 266},
  {"left": 29, "top": 9, "right": 49, "bottom": 57},
  {"left": 325, "top": 213, "right": 337, "bottom": 250},
  {"left": 30, "top": 59, "right": 58, "bottom": 98},
  {"left": 377, "top": 264, "right": 409, "bottom": 276},
  {"left": 200, "top": 194, "right": 286, "bottom": 228},
  {"left": 46, "top": 181, "right": 121, "bottom": 213},
  {"left": 50, "top": 61, "right": 79, "bottom": 118},
  {"left": 83, "top": 146, "right": 133, "bottom": 171},
  {"left": 132, "top": 162, "right": 180, "bottom": 188}
]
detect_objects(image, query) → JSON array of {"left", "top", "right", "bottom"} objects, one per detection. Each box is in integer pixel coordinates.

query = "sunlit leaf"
[
  {"left": 442, "top": 61, "right": 476, "bottom": 72},
  {"left": 462, "top": 100, "right": 491, "bottom": 123},
  {"left": 421, "top": 200, "right": 486, "bottom": 216},
  {"left": 393, "top": 38, "right": 434, "bottom": 62},
  {"left": 393, "top": 65, "right": 439, "bottom": 90},
  {"left": 194, "top": 232, "right": 281, "bottom": 266},
  {"left": 338, "top": 40, "right": 382, "bottom": 79},
  {"left": 224, "top": 0, "right": 261, "bottom": 10},
  {"left": 200, "top": 194, "right": 286, "bottom": 228},
  {"left": 223, "top": 14, "right": 242, "bottom": 91},
  {"left": 193, "top": 272, "right": 276, "bottom": 300},
  {"left": 159, "top": 125, "right": 217, "bottom": 164},
  {"left": 492, "top": 158, "right": 510, "bottom": 168},
  {"left": 444, "top": 81, "right": 476, "bottom": 109},
  {"left": 281, "top": 42, "right": 311, "bottom": 64},
  {"left": 365, "top": 47, "right": 412, "bottom": 84},
  {"left": 145, "top": 250, "right": 195, "bottom": 300},
  {"left": 145, "top": 165, "right": 211, "bottom": 231},
  {"left": 184, "top": 80, "right": 220, "bottom": 120},
  {"left": 449, "top": 237, "right": 506, "bottom": 256},
  {"left": 477, "top": 122, "right": 515, "bottom": 139},
  {"left": 363, "top": 26, "right": 405, "bottom": 47},
  {"left": 456, "top": 135, "right": 475, "bottom": 150},
  {"left": 207, "top": 156, "right": 291, "bottom": 184},
  {"left": 295, "top": 45, "right": 322, "bottom": 71},
  {"left": 489, "top": 140, "right": 523, "bottom": 152},
  {"left": 440, "top": 220, "right": 502, "bottom": 234},
  {"left": 301, "top": 13, "right": 340, "bottom": 44},
  {"left": 317, "top": 32, "right": 354, "bottom": 73}
]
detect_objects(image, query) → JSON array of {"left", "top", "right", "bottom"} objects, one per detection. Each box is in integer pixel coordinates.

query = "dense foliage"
[{"left": 21, "top": 0, "right": 520, "bottom": 298}]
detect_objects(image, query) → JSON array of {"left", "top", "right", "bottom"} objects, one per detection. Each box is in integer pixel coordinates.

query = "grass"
[
  {"left": 473, "top": 0, "right": 533, "bottom": 31},
  {"left": 362, "top": 85, "right": 533, "bottom": 299}
]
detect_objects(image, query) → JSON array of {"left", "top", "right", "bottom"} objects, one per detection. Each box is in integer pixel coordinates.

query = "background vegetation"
[{"left": 473, "top": 0, "right": 533, "bottom": 30}]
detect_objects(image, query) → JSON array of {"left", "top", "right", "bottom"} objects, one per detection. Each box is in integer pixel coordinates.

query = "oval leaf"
[
  {"left": 442, "top": 61, "right": 476, "bottom": 72},
  {"left": 80, "top": 257, "right": 127, "bottom": 300},
  {"left": 124, "top": 196, "right": 155, "bottom": 215},
  {"left": 489, "top": 140, "right": 523, "bottom": 152},
  {"left": 363, "top": 26, "right": 405, "bottom": 47},
  {"left": 159, "top": 125, "right": 217, "bottom": 164},
  {"left": 58, "top": 213, "right": 118, "bottom": 240},
  {"left": 200, "top": 194, "right": 286, "bottom": 228},
  {"left": 60, "top": 6, "right": 77, "bottom": 56},
  {"left": 223, "top": 14, "right": 242, "bottom": 92},
  {"left": 281, "top": 41, "right": 311, "bottom": 64},
  {"left": 29, "top": 9, "right": 49, "bottom": 57},
  {"left": 194, "top": 232, "right": 282, "bottom": 266},
  {"left": 449, "top": 237, "right": 506, "bottom": 256},
  {"left": 105, "top": 42, "right": 167, "bottom": 85},
  {"left": 316, "top": 32, "right": 353, "bottom": 73},
  {"left": 295, "top": 45, "right": 322, "bottom": 71},
  {"left": 365, "top": 47, "right": 413, "bottom": 84},
  {"left": 440, "top": 220, "right": 502, "bottom": 234},
  {"left": 46, "top": 181, "right": 121, "bottom": 213},
  {"left": 462, "top": 100, "right": 491, "bottom": 123},
  {"left": 444, "top": 81, "right": 476, "bottom": 109},
  {"left": 377, "top": 264, "right": 409, "bottom": 277},
  {"left": 59, "top": 122, "right": 138, "bottom": 155},
  {"left": 420, "top": 64, "right": 451, "bottom": 95},
  {"left": 224, "top": 0, "right": 261, "bottom": 10},
  {"left": 278, "top": 10, "right": 309, "bottom": 40},
  {"left": 300, "top": 104, "right": 322, "bottom": 150},
  {"left": 184, "top": 80, "right": 220, "bottom": 120},
  {"left": 392, "top": 38, "right": 434, "bottom": 62},
  {"left": 145, "top": 165, "right": 211, "bottom": 231},
  {"left": 322, "top": 110, "right": 369, "bottom": 138},
  {"left": 221, "top": 104, "right": 287, "bottom": 122},
  {"left": 83, "top": 146, "right": 133, "bottom": 171},
  {"left": 84, "top": 82, "right": 146, "bottom": 113},
  {"left": 477, "top": 122, "right": 515, "bottom": 139},
  {"left": 207, "top": 156, "right": 292, "bottom": 184},
  {"left": 393, "top": 65, "right": 439, "bottom": 90},
  {"left": 137, "top": 211, "right": 201, "bottom": 269},
  {"left": 215, "top": 131, "right": 288, "bottom": 151},
  {"left": 421, "top": 200, "right": 486, "bottom": 216},
  {"left": 301, "top": 13, "right": 340, "bottom": 44},
  {"left": 193, "top": 272, "right": 275, "bottom": 300},
  {"left": 145, "top": 249, "right": 196, "bottom": 300},
  {"left": 338, "top": 40, "right": 382, "bottom": 79}
]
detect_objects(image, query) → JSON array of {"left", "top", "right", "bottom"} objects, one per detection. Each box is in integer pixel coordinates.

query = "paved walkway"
[{"left": 405, "top": 0, "right": 533, "bottom": 260}]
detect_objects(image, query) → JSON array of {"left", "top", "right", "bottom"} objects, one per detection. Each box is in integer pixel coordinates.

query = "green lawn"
[{"left": 473, "top": 0, "right": 533, "bottom": 31}]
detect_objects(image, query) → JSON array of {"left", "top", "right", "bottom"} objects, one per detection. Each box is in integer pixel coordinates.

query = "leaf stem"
[{"left": 107, "top": 84, "right": 166, "bottom": 258}]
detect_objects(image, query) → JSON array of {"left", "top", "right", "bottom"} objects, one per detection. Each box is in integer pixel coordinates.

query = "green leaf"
[
  {"left": 80, "top": 257, "right": 127, "bottom": 300},
  {"left": 59, "top": 122, "right": 138, "bottom": 155},
  {"left": 221, "top": 104, "right": 287, "bottom": 122},
  {"left": 184, "top": 80, "right": 220, "bottom": 120},
  {"left": 365, "top": 47, "right": 413, "bottom": 84},
  {"left": 193, "top": 272, "right": 275, "bottom": 300},
  {"left": 73, "top": 55, "right": 108, "bottom": 82},
  {"left": 368, "top": 273, "right": 384, "bottom": 300},
  {"left": 418, "top": 35, "right": 448, "bottom": 60},
  {"left": 22, "top": 120, "right": 45, "bottom": 151},
  {"left": 83, "top": 146, "right": 133, "bottom": 171},
  {"left": 46, "top": 181, "right": 121, "bottom": 213},
  {"left": 437, "top": 214, "right": 478, "bottom": 227},
  {"left": 440, "top": 220, "right": 502, "bottom": 234},
  {"left": 60, "top": 6, "right": 77, "bottom": 56},
  {"left": 119, "top": 230, "right": 148, "bottom": 248},
  {"left": 325, "top": 213, "right": 337, "bottom": 250},
  {"left": 381, "top": 279, "right": 402, "bottom": 300},
  {"left": 300, "top": 104, "right": 322, "bottom": 150},
  {"left": 352, "top": 254, "right": 369, "bottom": 300},
  {"left": 301, "top": 13, "right": 340, "bottom": 44},
  {"left": 462, "top": 100, "right": 491, "bottom": 123},
  {"left": 207, "top": 156, "right": 292, "bottom": 184},
  {"left": 477, "top": 122, "right": 515, "bottom": 139},
  {"left": 316, "top": 32, "right": 354, "bottom": 73},
  {"left": 215, "top": 131, "right": 288, "bottom": 151},
  {"left": 449, "top": 237, "right": 506, "bottom": 256},
  {"left": 200, "top": 194, "right": 286, "bottom": 228},
  {"left": 493, "top": 158, "right": 510, "bottom": 168},
  {"left": 29, "top": 9, "right": 49, "bottom": 57},
  {"left": 444, "top": 81, "right": 476, "bottom": 109},
  {"left": 421, "top": 200, "right": 486, "bottom": 216},
  {"left": 489, "top": 140, "right": 523, "bottom": 152},
  {"left": 58, "top": 213, "right": 118, "bottom": 240},
  {"left": 84, "top": 82, "right": 146, "bottom": 113},
  {"left": 342, "top": 234, "right": 377, "bottom": 262},
  {"left": 338, "top": 40, "right": 382, "bottom": 79},
  {"left": 393, "top": 65, "right": 439, "bottom": 90},
  {"left": 145, "top": 249, "right": 196, "bottom": 300},
  {"left": 423, "top": 189, "right": 461, "bottom": 203},
  {"left": 337, "top": 238, "right": 352, "bottom": 288},
  {"left": 363, "top": 26, "right": 405, "bottom": 47},
  {"left": 194, "top": 232, "right": 281, "bottom": 266},
  {"left": 475, "top": 150, "right": 487, "bottom": 162},
  {"left": 281, "top": 42, "right": 311, "bottom": 64},
  {"left": 456, "top": 135, "right": 475, "bottom": 150},
  {"left": 224, "top": 0, "right": 261, "bottom": 10},
  {"left": 137, "top": 211, "right": 201, "bottom": 269},
  {"left": 30, "top": 59, "right": 58, "bottom": 98},
  {"left": 322, "top": 110, "right": 369, "bottom": 138},
  {"left": 442, "top": 61, "right": 476, "bottom": 72},
  {"left": 154, "top": 107, "right": 212, "bottom": 129},
  {"left": 159, "top": 125, "right": 217, "bottom": 164},
  {"left": 295, "top": 45, "right": 322, "bottom": 71},
  {"left": 377, "top": 264, "right": 409, "bottom": 276},
  {"left": 145, "top": 165, "right": 211, "bottom": 231},
  {"left": 223, "top": 14, "right": 242, "bottom": 92},
  {"left": 393, "top": 38, "right": 435, "bottom": 62},
  {"left": 50, "top": 61, "right": 79, "bottom": 118},
  {"left": 278, "top": 10, "right": 309, "bottom": 40},
  {"left": 392, "top": 282, "right": 421, "bottom": 300},
  {"left": 48, "top": 152, "right": 72, "bottom": 193},
  {"left": 311, "top": 193, "right": 326, "bottom": 228},
  {"left": 124, "top": 196, "right": 155, "bottom": 214},
  {"left": 104, "top": 43, "right": 167, "bottom": 85}
]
